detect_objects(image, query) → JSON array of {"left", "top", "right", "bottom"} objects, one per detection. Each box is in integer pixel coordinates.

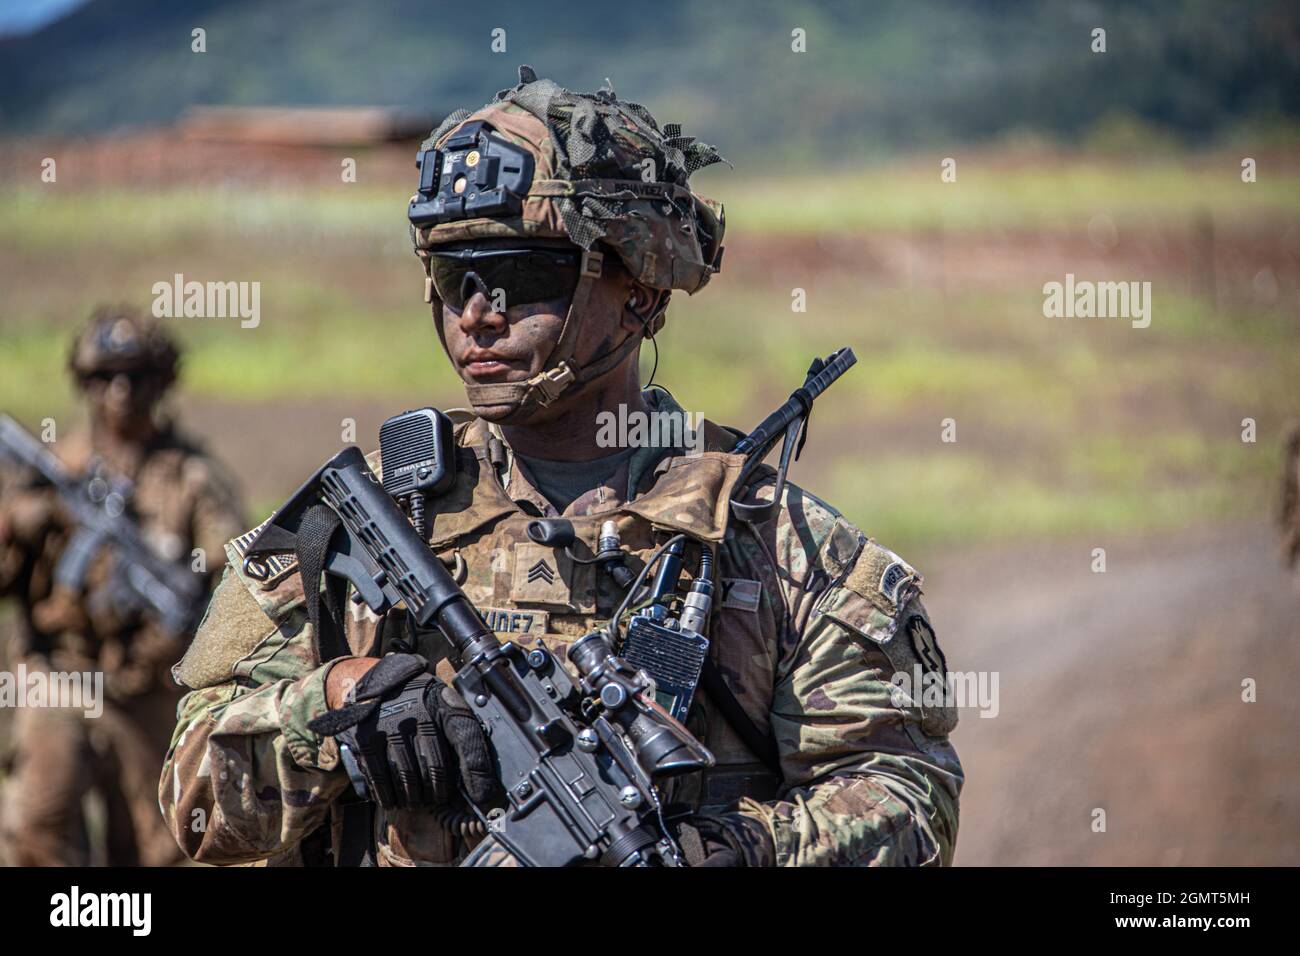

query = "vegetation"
[
  {"left": 3, "top": 0, "right": 1298, "bottom": 162},
  {"left": 2, "top": 154, "right": 1295, "bottom": 551}
]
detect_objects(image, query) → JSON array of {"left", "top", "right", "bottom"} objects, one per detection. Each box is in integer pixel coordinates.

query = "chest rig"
[
  {"left": 397, "top": 416, "right": 785, "bottom": 801},
  {"left": 247, "top": 350, "right": 854, "bottom": 863}
]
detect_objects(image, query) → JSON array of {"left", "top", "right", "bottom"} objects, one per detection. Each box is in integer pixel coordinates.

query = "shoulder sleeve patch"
[{"left": 839, "top": 540, "right": 922, "bottom": 624}]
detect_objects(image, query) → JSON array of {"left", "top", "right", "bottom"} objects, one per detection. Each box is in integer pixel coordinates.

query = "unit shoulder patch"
[
  {"left": 840, "top": 540, "right": 922, "bottom": 621},
  {"left": 907, "top": 614, "right": 947, "bottom": 678}
]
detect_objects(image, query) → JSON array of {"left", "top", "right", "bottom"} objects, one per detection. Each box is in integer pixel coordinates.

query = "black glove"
[
  {"left": 307, "top": 654, "right": 501, "bottom": 809},
  {"left": 673, "top": 817, "right": 745, "bottom": 867}
]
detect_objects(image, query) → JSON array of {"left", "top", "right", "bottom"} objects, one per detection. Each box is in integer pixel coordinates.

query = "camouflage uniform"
[
  {"left": 160, "top": 69, "right": 962, "bottom": 867},
  {"left": 161, "top": 395, "right": 962, "bottom": 866},
  {"left": 0, "top": 311, "right": 245, "bottom": 866}
]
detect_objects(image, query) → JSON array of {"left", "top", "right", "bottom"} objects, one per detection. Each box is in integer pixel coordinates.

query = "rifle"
[
  {"left": 730, "top": 346, "right": 857, "bottom": 521},
  {"left": 614, "top": 347, "right": 858, "bottom": 770},
  {"left": 0, "top": 413, "right": 204, "bottom": 637},
  {"left": 242, "top": 348, "right": 859, "bottom": 865},
  {"left": 245, "top": 445, "right": 714, "bottom": 866}
]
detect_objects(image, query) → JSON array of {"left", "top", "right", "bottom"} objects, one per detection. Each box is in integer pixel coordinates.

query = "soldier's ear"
[{"left": 622, "top": 281, "right": 669, "bottom": 332}]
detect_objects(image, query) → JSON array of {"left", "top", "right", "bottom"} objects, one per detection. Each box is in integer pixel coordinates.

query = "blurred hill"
[{"left": 2, "top": 0, "right": 1298, "bottom": 162}]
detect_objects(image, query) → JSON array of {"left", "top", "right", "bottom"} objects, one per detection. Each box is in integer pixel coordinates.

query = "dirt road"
[
  {"left": 923, "top": 520, "right": 1300, "bottom": 865},
  {"left": 3, "top": 518, "right": 1296, "bottom": 865}
]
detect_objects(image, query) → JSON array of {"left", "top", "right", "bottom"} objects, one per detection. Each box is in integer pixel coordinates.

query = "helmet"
[
  {"left": 67, "top": 304, "right": 180, "bottom": 386},
  {"left": 409, "top": 65, "right": 727, "bottom": 414}
]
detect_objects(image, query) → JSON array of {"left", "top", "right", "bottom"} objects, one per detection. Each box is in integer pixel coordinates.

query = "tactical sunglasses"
[
  {"left": 428, "top": 245, "right": 586, "bottom": 311},
  {"left": 81, "top": 369, "right": 163, "bottom": 387}
]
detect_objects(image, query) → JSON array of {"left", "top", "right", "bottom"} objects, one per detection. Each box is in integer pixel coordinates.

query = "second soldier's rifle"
[{"left": 0, "top": 413, "right": 203, "bottom": 637}]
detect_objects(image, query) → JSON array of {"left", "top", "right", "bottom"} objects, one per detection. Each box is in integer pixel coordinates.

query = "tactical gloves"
[
  {"left": 673, "top": 816, "right": 748, "bottom": 867},
  {"left": 308, "top": 653, "right": 501, "bottom": 809},
  {"left": 673, "top": 812, "right": 782, "bottom": 867}
]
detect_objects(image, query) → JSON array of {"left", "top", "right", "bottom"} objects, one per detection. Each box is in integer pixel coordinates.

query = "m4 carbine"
[
  {"left": 243, "top": 347, "right": 858, "bottom": 866},
  {"left": 246, "top": 445, "right": 714, "bottom": 867},
  {"left": 0, "top": 413, "right": 204, "bottom": 638}
]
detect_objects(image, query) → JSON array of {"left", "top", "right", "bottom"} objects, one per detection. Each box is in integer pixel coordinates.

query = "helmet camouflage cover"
[
  {"left": 410, "top": 65, "right": 727, "bottom": 296},
  {"left": 67, "top": 303, "right": 180, "bottom": 384},
  {"left": 408, "top": 66, "right": 728, "bottom": 414}
]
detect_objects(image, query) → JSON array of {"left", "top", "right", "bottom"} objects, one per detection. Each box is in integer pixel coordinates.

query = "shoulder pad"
[
  {"left": 699, "top": 418, "right": 743, "bottom": 453},
  {"left": 174, "top": 565, "right": 289, "bottom": 689}
]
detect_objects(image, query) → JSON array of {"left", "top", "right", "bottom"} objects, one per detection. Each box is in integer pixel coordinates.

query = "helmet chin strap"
[{"left": 441, "top": 249, "right": 650, "bottom": 417}]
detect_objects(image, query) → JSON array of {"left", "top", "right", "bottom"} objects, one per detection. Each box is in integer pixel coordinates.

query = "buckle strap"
[
  {"left": 527, "top": 361, "right": 577, "bottom": 405},
  {"left": 579, "top": 249, "right": 603, "bottom": 279},
  {"left": 461, "top": 361, "right": 576, "bottom": 410}
]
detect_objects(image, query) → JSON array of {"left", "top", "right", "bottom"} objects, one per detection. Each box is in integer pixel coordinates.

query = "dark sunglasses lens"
[
  {"left": 86, "top": 370, "right": 151, "bottom": 386},
  {"left": 430, "top": 252, "right": 580, "bottom": 311},
  {"left": 504, "top": 252, "right": 581, "bottom": 307},
  {"left": 428, "top": 258, "right": 473, "bottom": 309}
]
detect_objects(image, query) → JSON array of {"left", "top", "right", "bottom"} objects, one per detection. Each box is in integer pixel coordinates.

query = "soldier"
[
  {"left": 0, "top": 305, "right": 245, "bottom": 866},
  {"left": 161, "top": 68, "right": 962, "bottom": 867}
]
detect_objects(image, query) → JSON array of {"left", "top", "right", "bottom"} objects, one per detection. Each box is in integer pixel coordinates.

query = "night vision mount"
[{"left": 408, "top": 120, "right": 536, "bottom": 227}]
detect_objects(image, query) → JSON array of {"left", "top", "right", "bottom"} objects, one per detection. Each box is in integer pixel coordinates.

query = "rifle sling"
[
  {"left": 294, "top": 504, "right": 351, "bottom": 664},
  {"left": 700, "top": 657, "right": 782, "bottom": 778},
  {"left": 294, "top": 503, "right": 375, "bottom": 866}
]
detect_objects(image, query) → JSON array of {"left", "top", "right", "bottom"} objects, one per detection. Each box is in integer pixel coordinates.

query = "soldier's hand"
[
  {"left": 30, "top": 586, "right": 85, "bottom": 633},
  {"left": 326, "top": 657, "right": 379, "bottom": 709},
  {"left": 309, "top": 653, "right": 501, "bottom": 810},
  {"left": 0, "top": 487, "right": 59, "bottom": 547},
  {"left": 673, "top": 817, "right": 745, "bottom": 867}
]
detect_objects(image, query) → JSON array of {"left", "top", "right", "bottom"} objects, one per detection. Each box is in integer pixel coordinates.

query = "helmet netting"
[{"left": 425, "top": 65, "right": 726, "bottom": 251}]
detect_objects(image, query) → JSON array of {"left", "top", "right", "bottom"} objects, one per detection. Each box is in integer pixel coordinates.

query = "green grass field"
[{"left": 2, "top": 155, "right": 1296, "bottom": 552}]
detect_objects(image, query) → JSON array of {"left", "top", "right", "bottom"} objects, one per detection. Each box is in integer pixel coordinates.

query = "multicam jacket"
[{"left": 160, "top": 399, "right": 963, "bottom": 866}]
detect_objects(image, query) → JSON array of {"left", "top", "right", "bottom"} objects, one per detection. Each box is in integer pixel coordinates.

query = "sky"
[{"left": 0, "top": 0, "right": 86, "bottom": 38}]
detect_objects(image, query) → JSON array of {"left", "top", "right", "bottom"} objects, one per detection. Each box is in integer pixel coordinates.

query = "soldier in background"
[{"left": 0, "top": 305, "right": 245, "bottom": 866}]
